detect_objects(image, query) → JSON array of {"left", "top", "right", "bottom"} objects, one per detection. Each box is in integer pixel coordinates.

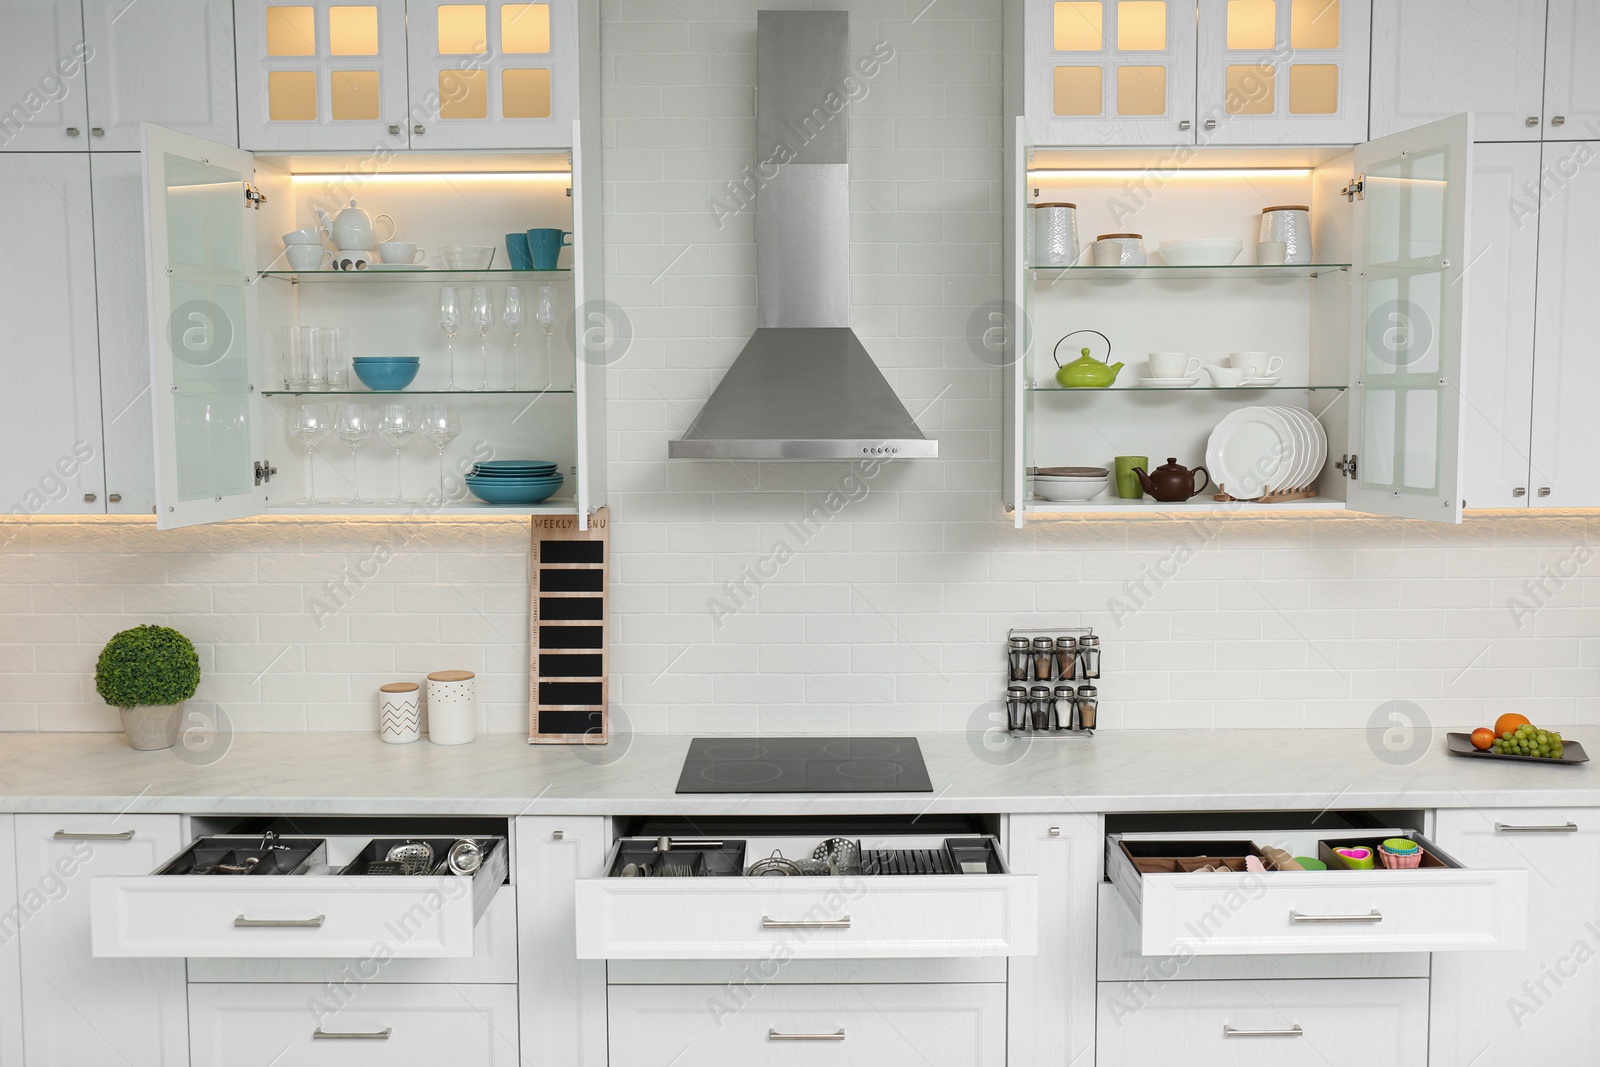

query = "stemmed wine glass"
[
  {"left": 419, "top": 403, "right": 462, "bottom": 502},
  {"left": 535, "top": 284, "right": 557, "bottom": 389},
  {"left": 377, "top": 404, "right": 416, "bottom": 505},
  {"left": 289, "top": 403, "right": 329, "bottom": 505},
  {"left": 502, "top": 285, "right": 525, "bottom": 390},
  {"left": 335, "top": 403, "right": 373, "bottom": 505},
  {"left": 470, "top": 286, "right": 493, "bottom": 391},
  {"left": 439, "top": 286, "right": 463, "bottom": 390}
]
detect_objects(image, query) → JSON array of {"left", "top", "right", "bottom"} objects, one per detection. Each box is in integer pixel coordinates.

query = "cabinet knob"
[
  {"left": 91, "top": 127, "right": 104, "bottom": 137},
  {"left": 552, "top": 830, "right": 564, "bottom": 840},
  {"left": 1526, "top": 116, "right": 1540, "bottom": 126},
  {"left": 413, "top": 123, "right": 426, "bottom": 135},
  {"left": 1513, "top": 487, "right": 1527, "bottom": 497},
  {"left": 83, "top": 493, "right": 96, "bottom": 503},
  {"left": 108, "top": 493, "right": 122, "bottom": 503},
  {"left": 65, "top": 126, "right": 80, "bottom": 136},
  {"left": 1204, "top": 118, "right": 1217, "bottom": 130},
  {"left": 1539, "top": 486, "right": 1552, "bottom": 497},
  {"left": 1552, "top": 115, "right": 1567, "bottom": 126},
  {"left": 388, "top": 123, "right": 401, "bottom": 135},
  {"left": 1048, "top": 826, "right": 1061, "bottom": 837},
  {"left": 1178, "top": 119, "right": 1192, "bottom": 131}
]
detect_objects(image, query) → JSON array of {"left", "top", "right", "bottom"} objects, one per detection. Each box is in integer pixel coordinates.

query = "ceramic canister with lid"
[
  {"left": 426, "top": 670, "right": 477, "bottom": 745},
  {"left": 1030, "top": 202, "right": 1079, "bottom": 266},
  {"left": 1259, "top": 206, "right": 1312, "bottom": 264},
  {"left": 1092, "top": 233, "right": 1146, "bottom": 267},
  {"left": 378, "top": 682, "right": 421, "bottom": 744}
]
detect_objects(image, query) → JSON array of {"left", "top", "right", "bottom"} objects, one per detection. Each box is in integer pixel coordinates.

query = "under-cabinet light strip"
[
  {"left": 289, "top": 172, "right": 571, "bottom": 183},
  {"left": 1027, "top": 168, "right": 1314, "bottom": 179}
]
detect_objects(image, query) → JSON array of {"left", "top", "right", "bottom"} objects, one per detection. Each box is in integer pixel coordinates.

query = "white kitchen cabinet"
[
  {"left": 1528, "top": 140, "right": 1600, "bottom": 507},
  {"left": 0, "top": 0, "right": 90, "bottom": 151},
  {"left": 1097, "top": 977, "right": 1429, "bottom": 1065},
  {"left": 1460, "top": 142, "right": 1539, "bottom": 509},
  {"left": 0, "top": 817, "right": 21, "bottom": 1067},
  {"left": 1543, "top": 1, "right": 1600, "bottom": 138},
  {"left": 1369, "top": 0, "right": 1546, "bottom": 142},
  {"left": 0, "top": 153, "right": 107, "bottom": 515},
  {"left": 1006, "top": 815, "right": 1098, "bottom": 1067},
  {"left": 517, "top": 817, "right": 607, "bottom": 1067},
  {"left": 1430, "top": 809, "right": 1600, "bottom": 1066},
  {"left": 1195, "top": 0, "right": 1370, "bottom": 145},
  {"left": 15, "top": 815, "right": 187, "bottom": 1066},
  {"left": 1025, "top": 0, "right": 1198, "bottom": 146},
  {"left": 82, "top": 0, "right": 237, "bottom": 151}
]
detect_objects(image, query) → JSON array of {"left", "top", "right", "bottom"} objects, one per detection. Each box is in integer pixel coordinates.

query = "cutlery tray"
[
  {"left": 606, "top": 838, "right": 748, "bottom": 877},
  {"left": 1118, "top": 837, "right": 1449, "bottom": 874},
  {"left": 155, "top": 836, "right": 327, "bottom": 876},
  {"left": 342, "top": 836, "right": 507, "bottom": 877},
  {"left": 602, "top": 837, "right": 1008, "bottom": 877}
]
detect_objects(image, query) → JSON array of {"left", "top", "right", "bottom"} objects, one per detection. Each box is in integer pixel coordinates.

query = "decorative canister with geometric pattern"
[
  {"left": 378, "top": 682, "right": 421, "bottom": 744},
  {"left": 1030, "top": 202, "right": 1079, "bottom": 267},
  {"left": 426, "top": 670, "right": 477, "bottom": 746}
]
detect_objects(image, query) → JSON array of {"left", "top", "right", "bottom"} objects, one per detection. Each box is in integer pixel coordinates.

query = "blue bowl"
[
  {"left": 474, "top": 458, "right": 556, "bottom": 471},
  {"left": 353, "top": 361, "right": 421, "bottom": 390},
  {"left": 353, "top": 355, "right": 420, "bottom": 362},
  {"left": 468, "top": 469, "right": 560, "bottom": 479},
  {"left": 465, "top": 478, "right": 563, "bottom": 505}
]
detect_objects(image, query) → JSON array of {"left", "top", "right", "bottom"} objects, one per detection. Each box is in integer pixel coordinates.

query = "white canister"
[
  {"left": 426, "top": 670, "right": 477, "bottom": 745},
  {"left": 377, "top": 682, "right": 421, "bottom": 744},
  {"left": 1030, "top": 202, "right": 1079, "bottom": 266},
  {"left": 1259, "top": 206, "right": 1312, "bottom": 264},
  {"left": 1092, "top": 233, "right": 1146, "bottom": 267}
]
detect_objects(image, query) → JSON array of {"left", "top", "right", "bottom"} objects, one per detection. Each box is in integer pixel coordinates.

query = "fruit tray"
[{"left": 1445, "top": 732, "right": 1590, "bottom": 765}]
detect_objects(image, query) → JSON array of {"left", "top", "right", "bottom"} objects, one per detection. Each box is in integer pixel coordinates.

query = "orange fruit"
[
  {"left": 1495, "top": 713, "right": 1531, "bottom": 738},
  {"left": 1471, "top": 727, "right": 1495, "bottom": 751}
]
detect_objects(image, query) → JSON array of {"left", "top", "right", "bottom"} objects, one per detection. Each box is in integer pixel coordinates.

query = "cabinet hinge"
[
  {"left": 254, "top": 460, "right": 277, "bottom": 486},
  {"left": 244, "top": 183, "right": 268, "bottom": 210},
  {"left": 1335, "top": 453, "right": 1358, "bottom": 480},
  {"left": 1342, "top": 175, "right": 1364, "bottom": 202}
]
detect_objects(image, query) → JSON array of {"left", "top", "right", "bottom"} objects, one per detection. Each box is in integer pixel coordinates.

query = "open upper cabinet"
[
  {"left": 140, "top": 121, "right": 606, "bottom": 530},
  {"left": 1002, "top": 113, "right": 1473, "bottom": 525}
]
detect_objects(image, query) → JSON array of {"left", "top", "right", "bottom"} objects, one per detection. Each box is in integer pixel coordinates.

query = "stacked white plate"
[{"left": 1203, "top": 406, "right": 1327, "bottom": 500}]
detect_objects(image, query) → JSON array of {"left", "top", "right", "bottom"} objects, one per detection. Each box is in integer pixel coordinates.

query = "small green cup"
[{"left": 1114, "top": 456, "right": 1148, "bottom": 499}]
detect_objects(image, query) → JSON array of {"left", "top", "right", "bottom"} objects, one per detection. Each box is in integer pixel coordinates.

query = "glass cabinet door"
[
  {"left": 143, "top": 125, "right": 266, "bottom": 529},
  {"left": 1196, "top": 0, "right": 1369, "bottom": 145},
  {"left": 1026, "top": 0, "right": 1197, "bottom": 145},
  {"left": 1346, "top": 113, "right": 1471, "bottom": 523}
]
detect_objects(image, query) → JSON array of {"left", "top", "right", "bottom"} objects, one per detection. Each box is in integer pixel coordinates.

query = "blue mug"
[
  {"left": 526, "top": 227, "right": 572, "bottom": 270},
  {"left": 505, "top": 232, "right": 533, "bottom": 270}
]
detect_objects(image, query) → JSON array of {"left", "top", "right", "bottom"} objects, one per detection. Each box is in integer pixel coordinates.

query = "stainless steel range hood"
[{"left": 668, "top": 9, "right": 937, "bottom": 460}]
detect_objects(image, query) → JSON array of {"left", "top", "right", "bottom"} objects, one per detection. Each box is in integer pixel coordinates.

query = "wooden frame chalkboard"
[{"left": 529, "top": 508, "right": 609, "bottom": 743}]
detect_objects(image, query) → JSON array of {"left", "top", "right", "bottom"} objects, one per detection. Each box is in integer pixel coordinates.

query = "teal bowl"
[
  {"left": 353, "top": 361, "right": 421, "bottom": 390},
  {"left": 464, "top": 475, "right": 563, "bottom": 505}
]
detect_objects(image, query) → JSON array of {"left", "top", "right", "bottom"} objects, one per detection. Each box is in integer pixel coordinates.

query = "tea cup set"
[
  {"left": 282, "top": 200, "right": 430, "bottom": 272},
  {"left": 505, "top": 227, "right": 572, "bottom": 270},
  {"left": 1139, "top": 351, "right": 1284, "bottom": 388}
]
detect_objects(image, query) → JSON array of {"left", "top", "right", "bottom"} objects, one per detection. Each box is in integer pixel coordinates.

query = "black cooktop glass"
[{"left": 675, "top": 737, "right": 934, "bottom": 794}]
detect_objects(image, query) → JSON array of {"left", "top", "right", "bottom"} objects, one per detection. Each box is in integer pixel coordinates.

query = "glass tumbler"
[
  {"left": 321, "top": 327, "right": 349, "bottom": 390},
  {"left": 279, "top": 325, "right": 311, "bottom": 390}
]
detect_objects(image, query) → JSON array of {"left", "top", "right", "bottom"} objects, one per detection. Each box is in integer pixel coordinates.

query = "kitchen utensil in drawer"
[
  {"left": 386, "top": 840, "right": 435, "bottom": 875},
  {"left": 1445, "top": 731, "right": 1590, "bottom": 764},
  {"left": 447, "top": 838, "right": 483, "bottom": 876},
  {"left": 812, "top": 838, "right": 862, "bottom": 875},
  {"left": 607, "top": 837, "right": 747, "bottom": 877},
  {"left": 156, "top": 836, "right": 326, "bottom": 877},
  {"left": 747, "top": 850, "right": 804, "bottom": 877}
]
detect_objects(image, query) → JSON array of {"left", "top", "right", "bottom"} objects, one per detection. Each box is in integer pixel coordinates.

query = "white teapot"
[{"left": 315, "top": 199, "right": 397, "bottom": 251}]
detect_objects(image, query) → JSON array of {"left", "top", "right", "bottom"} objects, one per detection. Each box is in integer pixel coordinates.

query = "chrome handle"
[
  {"left": 1224, "top": 1025, "right": 1304, "bottom": 1038},
  {"left": 234, "top": 915, "right": 326, "bottom": 928},
  {"left": 1178, "top": 119, "right": 1192, "bottom": 131},
  {"left": 1513, "top": 487, "right": 1527, "bottom": 497},
  {"left": 1290, "top": 909, "right": 1382, "bottom": 924},
  {"left": 1049, "top": 826, "right": 1062, "bottom": 837},
  {"left": 552, "top": 830, "right": 564, "bottom": 840},
  {"left": 388, "top": 123, "right": 401, "bottom": 134},
  {"left": 66, "top": 126, "right": 80, "bottom": 136},
  {"left": 762, "top": 916, "right": 851, "bottom": 929},
  {"left": 1527, "top": 116, "right": 1540, "bottom": 126},
  {"left": 1539, "top": 487, "right": 1552, "bottom": 497},
  {"left": 83, "top": 493, "right": 97, "bottom": 503},
  {"left": 1496, "top": 822, "right": 1579, "bottom": 833},
  {"left": 108, "top": 493, "right": 122, "bottom": 503},
  {"left": 1553, "top": 115, "right": 1567, "bottom": 126},
  {"left": 413, "top": 123, "right": 425, "bottom": 134},
  {"left": 769, "top": 1029, "right": 845, "bottom": 1041},
  {"left": 313, "top": 1027, "right": 391, "bottom": 1040},
  {"left": 91, "top": 127, "right": 104, "bottom": 136},
  {"left": 1204, "top": 118, "right": 1217, "bottom": 130},
  {"left": 55, "top": 829, "right": 133, "bottom": 840}
]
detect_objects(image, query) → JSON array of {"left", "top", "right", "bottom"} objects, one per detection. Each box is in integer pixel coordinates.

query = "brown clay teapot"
[{"left": 1133, "top": 457, "right": 1210, "bottom": 501}]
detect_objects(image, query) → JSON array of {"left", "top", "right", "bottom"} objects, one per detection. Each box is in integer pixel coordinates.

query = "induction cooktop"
[{"left": 675, "top": 737, "right": 934, "bottom": 794}]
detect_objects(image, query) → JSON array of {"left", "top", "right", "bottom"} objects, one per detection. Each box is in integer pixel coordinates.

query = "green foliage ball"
[{"left": 94, "top": 625, "right": 200, "bottom": 709}]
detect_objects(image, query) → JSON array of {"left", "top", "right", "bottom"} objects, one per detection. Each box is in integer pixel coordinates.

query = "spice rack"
[{"left": 1005, "top": 625, "right": 1098, "bottom": 737}]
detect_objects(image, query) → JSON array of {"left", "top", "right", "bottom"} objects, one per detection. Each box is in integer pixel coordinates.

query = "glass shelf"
[
  {"left": 1020, "top": 496, "right": 1346, "bottom": 515},
  {"left": 261, "top": 388, "right": 575, "bottom": 397},
  {"left": 1029, "top": 263, "right": 1350, "bottom": 280},
  {"left": 1026, "top": 384, "right": 1348, "bottom": 393},
  {"left": 260, "top": 268, "right": 572, "bottom": 282}
]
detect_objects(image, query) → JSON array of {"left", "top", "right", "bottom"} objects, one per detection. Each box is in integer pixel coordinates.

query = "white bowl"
[
  {"left": 1033, "top": 474, "right": 1110, "bottom": 501},
  {"left": 1158, "top": 239, "right": 1243, "bottom": 267}
]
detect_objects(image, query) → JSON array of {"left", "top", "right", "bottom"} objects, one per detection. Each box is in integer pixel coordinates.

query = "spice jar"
[
  {"left": 1008, "top": 636, "right": 1032, "bottom": 682},
  {"left": 1029, "top": 685, "right": 1053, "bottom": 732},
  {"left": 1055, "top": 636, "right": 1078, "bottom": 681},
  {"left": 1053, "top": 684, "right": 1076, "bottom": 732},
  {"left": 1032, "top": 636, "right": 1056, "bottom": 682},
  {"left": 1076, "top": 684, "right": 1098, "bottom": 730},
  {"left": 1006, "top": 684, "right": 1030, "bottom": 732},
  {"left": 1078, "top": 634, "right": 1101, "bottom": 679}
]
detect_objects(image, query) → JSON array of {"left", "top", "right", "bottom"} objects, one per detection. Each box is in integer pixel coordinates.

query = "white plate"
[
  {"left": 366, "top": 264, "right": 432, "bottom": 271},
  {"left": 1269, "top": 406, "right": 1313, "bottom": 491},
  {"left": 1136, "top": 377, "right": 1199, "bottom": 388},
  {"left": 1241, "top": 376, "right": 1281, "bottom": 387},
  {"left": 1205, "top": 407, "right": 1295, "bottom": 500},
  {"left": 1286, "top": 406, "right": 1327, "bottom": 488}
]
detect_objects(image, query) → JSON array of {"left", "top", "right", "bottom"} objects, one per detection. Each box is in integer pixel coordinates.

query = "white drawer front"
[
  {"left": 575, "top": 874, "right": 1037, "bottom": 960},
  {"left": 189, "top": 982, "right": 519, "bottom": 1066},
  {"left": 1108, "top": 829, "right": 1528, "bottom": 956},
  {"left": 610, "top": 983, "right": 1005, "bottom": 1067},
  {"left": 1097, "top": 978, "right": 1428, "bottom": 1066}
]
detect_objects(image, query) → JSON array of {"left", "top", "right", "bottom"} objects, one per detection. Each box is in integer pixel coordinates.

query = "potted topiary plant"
[{"left": 95, "top": 625, "right": 201, "bottom": 750}]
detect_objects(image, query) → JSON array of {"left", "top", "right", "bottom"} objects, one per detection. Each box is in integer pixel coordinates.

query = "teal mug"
[
  {"left": 526, "top": 227, "right": 572, "bottom": 270},
  {"left": 505, "top": 232, "right": 533, "bottom": 270}
]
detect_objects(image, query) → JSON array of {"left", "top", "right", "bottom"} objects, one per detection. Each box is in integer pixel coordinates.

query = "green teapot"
[{"left": 1053, "top": 329, "right": 1123, "bottom": 389}]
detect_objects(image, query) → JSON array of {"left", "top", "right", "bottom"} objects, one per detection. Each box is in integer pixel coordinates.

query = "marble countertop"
[{"left": 0, "top": 729, "right": 1594, "bottom": 816}]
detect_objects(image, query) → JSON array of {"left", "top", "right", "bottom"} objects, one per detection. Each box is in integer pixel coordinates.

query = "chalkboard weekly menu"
[{"left": 529, "top": 508, "right": 608, "bottom": 743}]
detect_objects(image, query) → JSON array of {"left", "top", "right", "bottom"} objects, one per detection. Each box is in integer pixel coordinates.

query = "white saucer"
[
  {"left": 367, "top": 263, "right": 431, "bottom": 271},
  {"left": 1241, "top": 376, "right": 1281, "bottom": 387},
  {"left": 1137, "top": 377, "right": 1199, "bottom": 388}
]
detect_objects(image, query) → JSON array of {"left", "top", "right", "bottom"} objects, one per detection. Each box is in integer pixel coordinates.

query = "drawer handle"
[
  {"left": 1289, "top": 909, "right": 1382, "bottom": 924},
  {"left": 1496, "top": 822, "right": 1579, "bottom": 833},
  {"left": 54, "top": 829, "right": 134, "bottom": 840},
  {"left": 761, "top": 916, "right": 851, "bottom": 929},
  {"left": 769, "top": 1029, "right": 845, "bottom": 1041},
  {"left": 234, "top": 915, "right": 326, "bottom": 928},
  {"left": 313, "top": 1027, "right": 391, "bottom": 1040},
  {"left": 1224, "top": 1025, "right": 1304, "bottom": 1038}
]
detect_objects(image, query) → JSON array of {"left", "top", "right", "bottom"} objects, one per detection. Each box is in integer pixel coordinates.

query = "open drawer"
[
  {"left": 574, "top": 831, "right": 1037, "bottom": 960},
  {"left": 90, "top": 824, "right": 508, "bottom": 959},
  {"left": 1107, "top": 828, "right": 1528, "bottom": 957}
]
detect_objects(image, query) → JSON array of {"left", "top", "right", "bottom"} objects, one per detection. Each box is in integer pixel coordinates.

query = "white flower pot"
[{"left": 120, "top": 703, "right": 183, "bottom": 750}]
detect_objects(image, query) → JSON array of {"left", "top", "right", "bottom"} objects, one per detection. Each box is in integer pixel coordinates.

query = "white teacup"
[
  {"left": 1257, "top": 240, "right": 1289, "bottom": 264},
  {"left": 1204, "top": 364, "right": 1248, "bottom": 388},
  {"left": 1229, "top": 352, "right": 1283, "bottom": 378},
  {"left": 282, "top": 226, "right": 326, "bottom": 246},
  {"left": 332, "top": 249, "right": 375, "bottom": 271},
  {"left": 285, "top": 245, "right": 333, "bottom": 271},
  {"left": 377, "top": 240, "right": 426, "bottom": 265},
  {"left": 1148, "top": 352, "right": 1201, "bottom": 379}
]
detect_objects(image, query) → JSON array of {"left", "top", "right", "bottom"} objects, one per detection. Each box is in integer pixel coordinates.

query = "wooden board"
[{"left": 528, "top": 508, "right": 609, "bottom": 744}]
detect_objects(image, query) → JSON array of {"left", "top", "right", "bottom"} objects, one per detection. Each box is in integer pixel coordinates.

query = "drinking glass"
[
  {"left": 321, "top": 326, "right": 349, "bottom": 390},
  {"left": 335, "top": 403, "right": 374, "bottom": 504},
  {"left": 502, "top": 285, "right": 525, "bottom": 390},
  {"left": 419, "top": 403, "right": 462, "bottom": 502},
  {"left": 279, "top": 325, "right": 311, "bottom": 390},
  {"left": 377, "top": 403, "right": 416, "bottom": 505},
  {"left": 439, "top": 286, "right": 463, "bottom": 390},
  {"left": 535, "top": 284, "right": 557, "bottom": 389},
  {"left": 289, "top": 404, "right": 330, "bottom": 504},
  {"left": 470, "top": 286, "right": 493, "bottom": 391}
]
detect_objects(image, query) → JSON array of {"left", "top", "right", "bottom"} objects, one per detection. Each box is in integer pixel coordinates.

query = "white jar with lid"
[
  {"left": 1092, "top": 233, "right": 1146, "bottom": 267},
  {"left": 426, "top": 670, "right": 477, "bottom": 745},
  {"left": 377, "top": 682, "right": 420, "bottom": 744},
  {"left": 1259, "top": 205, "right": 1312, "bottom": 264},
  {"left": 1030, "top": 202, "right": 1079, "bottom": 266}
]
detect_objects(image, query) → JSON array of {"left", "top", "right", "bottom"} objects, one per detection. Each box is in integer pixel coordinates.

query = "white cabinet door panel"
[
  {"left": 0, "top": 817, "right": 21, "bottom": 1066},
  {"left": 1007, "top": 815, "right": 1097, "bottom": 1067},
  {"left": 517, "top": 816, "right": 607, "bottom": 1067},
  {"left": 0, "top": 0, "right": 90, "bottom": 151},
  {"left": 83, "top": 0, "right": 237, "bottom": 150},
  {"left": 1545, "top": 1, "right": 1600, "bottom": 139}
]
